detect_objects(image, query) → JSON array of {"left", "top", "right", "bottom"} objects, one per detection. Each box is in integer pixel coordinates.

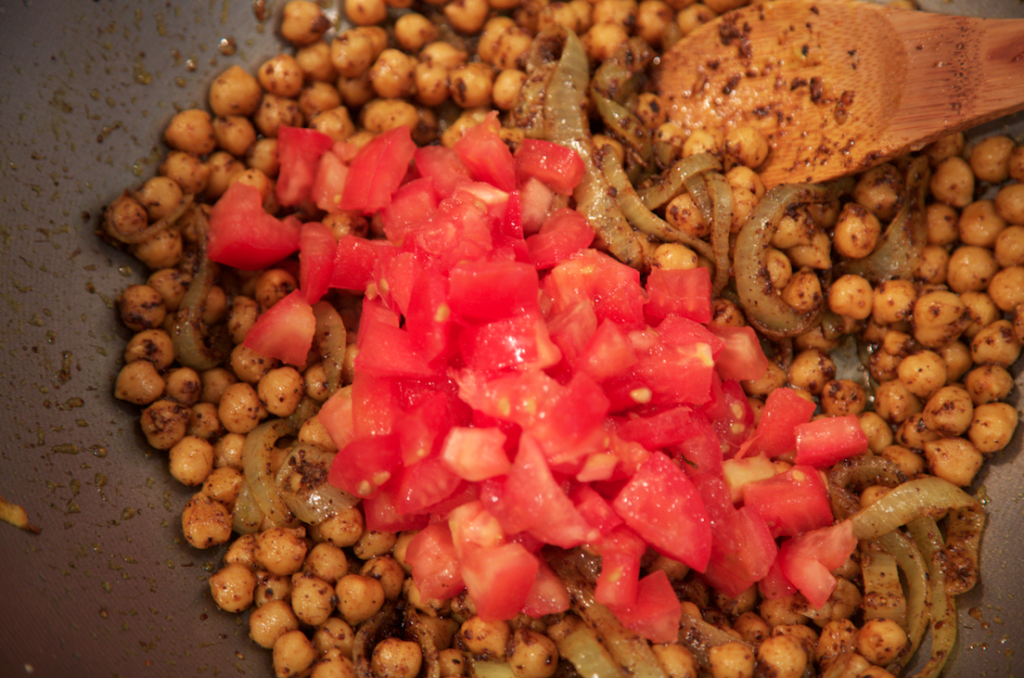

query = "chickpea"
[
  {"left": 438, "top": 648, "right": 467, "bottom": 677},
  {"left": 354, "top": 530, "right": 398, "bottom": 560},
  {"left": 707, "top": 642, "right": 754, "bottom": 678},
  {"left": 926, "top": 202, "right": 960, "bottom": 245},
  {"left": 258, "top": 367, "right": 306, "bottom": 417},
  {"left": 291, "top": 572, "right": 336, "bottom": 627},
  {"left": 994, "top": 225, "right": 1024, "bottom": 267},
  {"left": 683, "top": 128, "right": 721, "bottom": 158},
  {"left": 832, "top": 203, "right": 881, "bottom": 258},
  {"left": 210, "top": 65, "right": 263, "bottom": 117},
  {"left": 969, "top": 402, "right": 1019, "bottom": 454},
  {"left": 336, "top": 574, "right": 386, "bottom": 625},
  {"left": 655, "top": 122, "right": 687, "bottom": 159},
  {"left": 816, "top": 619, "right": 858, "bottom": 667},
  {"left": 231, "top": 168, "right": 274, "bottom": 204},
  {"left": 924, "top": 437, "right": 984, "bottom": 486},
  {"left": 200, "top": 369, "right": 237, "bottom": 407},
  {"left": 296, "top": 41, "right": 337, "bottom": 82},
  {"left": 988, "top": 266, "right": 1024, "bottom": 311},
  {"left": 210, "top": 563, "right": 258, "bottom": 613},
  {"left": 756, "top": 634, "right": 806, "bottom": 678},
  {"left": 298, "top": 82, "right": 343, "bottom": 122},
  {"left": 308, "top": 108, "right": 356, "bottom": 144},
  {"left": 676, "top": 3, "right": 717, "bottom": 35},
  {"left": 460, "top": 616, "right": 511, "bottom": 659},
  {"left": 871, "top": 280, "right": 916, "bottom": 325},
  {"left": 272, "top": 630, "right": 318, "bottom": 678},
  {"left": 140, "top": 398, "right": 190, "bottom": 450},
  {"left": 255, "top": 569, "right": 293, "bottom": 607},
  {"left": 939, "top": 340, "right": 973, "bottom": 382},
  {"left": 925, "top": 131, "right": 965, "bottom": 166},
  {"left": 912, "top": 290, "right": 968, "bottom": 349},
  {"left": 282, "top": 0, "right": 330, "bottom": 46},
  {"left": 922, "top": 385, "right": 974, "bottom": 437},
  {"left": 781, "top": 268, "right": 822, "bottom": 314},
  {"left": 314, "top": 617, "right": 356, "bottom": 657},
  {"left": 345, "top": 0, "right": 387, "bottom": 25},
  {"left": 134, "top": 176, "right": 185, "bottom": 222},
  {"left": 181, "top": 493, "right": 232, "bottom": 549},
  {"left": 635, "top": 0, "right": 673, "bottom": 46},
  {"left": 395, "top": 13, "right": 439, "bottom": 53},
  {"left": 827, "top": 274, "right": 873, "bottom": 320},
  {"left": 583, "top": 22, "right": 629, "bottom": 61},
  {"left": 958, "top": 199, "right": 1007, "bottom": 247},
  {"left": 168, "top": 435, "right": 215, "bottom": 486},
  {"left": 970, "top": 134, "right": 1015, "bottom": 184},
  {"left": 361, "top": 556, "right": 406, "bottom": 600},
  {"left": 874, "top": 380, "right": 922, "bottom": 425},
  {"left": 248, "top": 138, "right": 281, "bottom": 178},
  {"left": 971, "top": 319, "right": 1022, "bottom": 367},
  {"left": 665, "top": 192, "right": 709, "bottom": 239},
  {"left": 445, "top": 0, "right": 489, "bottom": 34},
  {"left": 362, "top": 98, "right": 420, "bottom": 134},
  {"left": 119, "top": 284, "right": 166, "bottom": 331},
  {"left": 853, "top": 163, "right": 903, "bottom": 221},
  {"left": 164, "top": 109, "right": 216, "bottom": 156},
  {"left": 930, "top": 156, "right": 975, "bottom": 208},
  {"left": 254, "top": 94, "right": 304, "bottom": 138},
  {"left": 1003, "top": 182, "right": 1024, "bottom": 227},
  {"left": 223, "top": 533, "right": 258, "bottom": 570},
  {"left": 964, "top": 364, "right": 1014, "bottom": 406},
  {"left": 493, "top": 69, "right": 527, "bottom": 112},
  {"left": 319, "top": 507, "right": 365, "bottom": 547},
  {"left": 201, "top": 466, "right": 243, "bottom": 508},
  {"left": 896, "top": 350, "right": 947, "bottom": 399},
  {"left": 250, "top": 599, "right": 301, "bottom": 649},
  {"left": 115, "top": 360, "right": 165, "bottom": 405},
  {"left": 505, "top": 628, "right": 558, "bottom": 678},
  {"left": 231, "top": 344, "right": 280, "bottom": 385},
  {"left": 219, "top": 382, "right": 268, "bottom": 434},
  {"left": 786, "top": 349, "right": 835, "bottom": 395},
  {"left": 881, "top": 444, "right": 926, "bottom": 476},
  {"left": 450, "top": 63, "right": 495, "bottom": 109},
  {"left": 915, "top": 245, "right": 949, "bottom": 284},
  {"left": 725, "top": 126, "right": 769, "bottom": 169},
  {"left": 817, "top": 380, "right": 866, "bottom": 417},
  {"left": 205, "top": 151, "right": 245, "bottom": 199}
]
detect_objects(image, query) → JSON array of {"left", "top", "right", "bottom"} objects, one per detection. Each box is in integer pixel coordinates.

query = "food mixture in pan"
[{"left": 100, "top": 1, "right": 1024, "bottom": 677}]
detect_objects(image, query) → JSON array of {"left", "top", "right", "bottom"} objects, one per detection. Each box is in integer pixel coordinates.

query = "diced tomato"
[
  {"left": 310, "top": 148, "right": 349, "bottom": 213},
  {"left": 577, "top": 319, "right": 638, "bottom": 382},
  {"left": 351, "top": 372, "right": 399, "bottom": 438},
  {"left": 394, "top": 392, "right": 450, "bottom": 465},
  {"left": 328, "top": 434, "right": 402, "bottom": 499},
  {"left": 242, "top": 289, "right": 315, "bottom": 368},
  {"left": 544, "top": 250, "right": 647, "bottom": 331},
  {"left": 318, "top": 387, "right": 355, "bottom": 451},
  {"left": 668, "top": 412, "right": 723, "bottom": 476},
  {"left": 612, "top": 452, "right": 711, "bottom": 571},
  {"left": 363, "top": 484, "right": 431, "bottom": 532},
  {"left": 594, "top": 525, "right": 646, "bottom": 608},
  {"left": 276, "top": 126, "right": 334, "bottom": 206},
  {"left": 355, "top": 321, "right": 440, "bottom": 379},
  {"left": 492, "top": 435, "right": 598, "bottom": 548},
  {"left": 794, "top": 415, "right": 869, "bottom": 467},
  {"left": 208, "top": 183, "right": 301, "bottom": 270},
  {"left": 459, "top": 314, "right": 552, "bottom": 372},
  {"left": 460, "top": 542, "right": 539, "bottom": 621},
  {"left": 340, "top": 125, "right": 416, "bottom": 214},
  {"left": 692, "top": 473, "right": 776, "bottom": 597},
  {"left": 441, "top": 427, "right": 511, "bottom": 481},
  {"left": 633, "top": 340, "right": 716, "bottom": 407},
  {"left": 453, "top": 112, "right": 516, "bottom": 192},
  {"left": 448, "top": 259, "right": 539, "bottom": 321},
  {"left": 606, "top": 570, "right": 681, "bottom": 644},
  {"left": 406, "top": 522, "right": 465, "bottom": 601},
  {"left": 330, "top": 234, "right": 387, "bottom": 291},
  {"left": 777, "top": 521, "right": 858, "bottom": 609},
  {"left": 449, "top": 501, "right": 507, "bottom": 558},
  {"left": 497, "top": 189, "right": 523, "bottom": 240},
  {"left": 743, "top": 465, "right": 833, "bottom": 538},
  {"left": 298, "top": 222, "right": 335, "bottom": 303},
  {"left": 706, "top": 325, "right": 769, "bottom": 382},
  {"left": 515, "top": 138, "right": 585, "bottom": 196},
  {"left": 759, "top": 556, "right": 797, "bottom": 600},
  {"left": 617, "top": 406, "right": 695, "bottom": 450},
  {"left": 526, "top": 207, "right": 595, "bottom": 270},
  {"left": 745, "top": 388, "right": 817, "bottom": 458},
  {"left": 699, "top": 378, "right": 755, "bottom": 456},
  {"left": 656, "top": 315, "right": 724, "bottom": 356},
  {"left": 404, "top": 268, "right": 452, "bottom": 364},
  {"left": 528, "top": 372, "right": 610, "bottom": 467},
  {"left": 645, "top": 267, "right": 712, "bottom": 323},
  {"left": 395, "top": 455, "right": 463, "bottom": 514},
  {"left": 571, "top": 484, "right": 624, "bottom": 535},
  {"left": 575, "top": 453, "right": 620, "bottom": 483},
  {"left": 382, "top": 177, "right": 438, "bottom": 245},
  {"left": 522, "top": 559, "right": 571, "bottom": 617},
  {"left": 378, "top": 251, "right": 422, "bottom": 317},
  {"left": 547, "top": 301, "right": 599, "bottom": 368},
  {"left": 413, "top": 145, "right": 472, "bottom": 200}
]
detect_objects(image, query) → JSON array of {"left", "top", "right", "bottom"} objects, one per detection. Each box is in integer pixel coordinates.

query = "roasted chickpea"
[
  {"left": 924, "top": 438, "right": 984, "bottom": 486},
  {"left": 787, "top": 349, "right": 836, "bottom": 395},
  {"left": 994, "top": 225, "right": 1024, "bottom": 267},
  {"left": 119, "top": 284, "right": 166, "bottom": 331},
  {"left": 853, "top": 163, "right": 902, "bottom": 221},
  {"left": 336, "top": 574, "right": 386, "bottom": 625},
  {"left": 248, "top": 138, "right": 281, "bottom": 177},
  {"left": 874, "top": 380, "right": 922, "bottom": 425},
  {"left": 922, "top": 385, "right": 974, "bottom": 437},
  {"left": 833, "top": 203, "right": 881, "bottom": 259},
  {"left": 707, "top": 642, "right": 754, "bottom": 678},
  {"left": 996, "top": 183, "right": 1024, "bottom": 225},
  {"left": 140, "top": 398, "right": 191, "bottom": 450},
  {"left": 169, "top": 435, "right": 215, "bottom": 486},
  {"left": 314, "top": 617, "right": 356, "bottom": 657},
  {"left": 896, "top": 350, "right": 947, "bottom": 399},
  {"left": 912, "top": 291, "right": 968, "bottom": 349},
  {"left": 165, "top": 109, "right": 216, "bottom": 155},
  {"left": 362, "top": 98, "right": 420, "bottom": 134},
  {"left": 987, "top": 266, "right": 1024, "bottom": 311},
  {"left": 781, "top": 269, "right": 823, "bottom": 315},
  {"left": 969, "top": 402, "right": 1019, "bottom": 454},
  {"left": 493, "top": 69, "right": 527, "bottom": 111},
  {"left": 181, "top": 493, "right": 232, "bottom": 549},
  {"left": 930, "top": 156, "right": 975, "bottom": 208},
  {"left": 444, "top": 0, "right": 489, "bottom": 34},
  {"left": 925, "top": 131, "right": 965, "bottom": 166},
  {"left": 757, "top": 634, "right": 807, "bottom": 678},
  {"left": 210, "top": 563, "right": 258, "bottom": 613},
  {"left": 926, "top": 202, "right": 960, "bottom": 245},
  {"left": 725, "top": 125, "right": 769, "bottom": 169},
  {"left": 676, "top": 3, "right": 717, "bottom": 35},
  {"left": 583, "top": 22, "right": 629, "bottom": 61},
  {"left": 828, "top": 274, "right": 873, "bottom": 320},
  {"left": 819, "top": 380, "right": 867, "bottom": 417},
  {"left": 881, "top": 444, "right": 926, "bottom": 476},
  {"left": 115, "top": 360, "right": 166, "bottom": 405},
  {"left": 254, "top": 94, "right": 304, "bottom": 138},
  {"left": 970, "top": 134, "right": 1015, "bottom": 184},
  {"left": 282, "top": 0, "right": 330, "bottom": 46},
  {"left": 964, "top": 364, "right": 1015, "bottom": 406},
  {"left": 915, "top": 245, "right": 949, "bottom": 284},
  {"left": 318, "top": 507, "right": 365, "bottom": 548},
  {"left": 219, "top": 382, "right": 268, "bottom": 434},
  {"left": 450, "top": 62, "right": 495, "bottom": 109},
  {"left": 508, "top": 628, "right": 559, "bottom": 678},
  {"left": 251, "top": 599, "right": 300, "bottom": 649},
  {"left": 460, "top": 616, "right": 511, "bottom": 660},
  {"left": 275, "top": 630, "right": 318, "bottom": 678}
]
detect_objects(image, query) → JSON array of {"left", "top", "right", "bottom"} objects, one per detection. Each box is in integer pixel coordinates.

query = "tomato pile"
[{"left": 208, "top": 116, "right": 867, "bottom": 643}]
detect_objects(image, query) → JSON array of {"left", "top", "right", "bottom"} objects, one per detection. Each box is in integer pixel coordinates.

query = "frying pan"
[{"left": 0, "top": 2, "right": 1021, "bottom": 676}]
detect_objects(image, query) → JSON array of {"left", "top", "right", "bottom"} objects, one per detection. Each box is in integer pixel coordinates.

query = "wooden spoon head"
[{"left": 654, "top": 0, "right": 907, "bottom": 187}]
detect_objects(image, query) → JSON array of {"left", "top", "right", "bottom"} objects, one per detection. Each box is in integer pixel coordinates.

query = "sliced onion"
[
  {"left": 313, "top": 301, "right": 347, "bottom": 396},
  {"left": 275, "top": 443, "right": 358, "bottom": 525},
  {"left": 231, "top": 481, "right": 264, "bottom": 534},
  {"left": 907, "top": 517, "right": 956, "bottom": 678},
  {"left": 704, "top": 171, "right": 733, "bottom": 295},
  {"left": 851, "top": 476, "right": 981, "bottom": 540},
  {"left": 354, "top": 603, "right": 403, "bottom": 678},
  {"left": 872, "top": 529, "right": 930, "bottom": 674},
  {"left": 733, "top": 180, "right": 850, "bottom": 338},
  {"left": 243, "top": 419, "right": 297, "bottom": 527},
  {"left": 544, "top": 28, "right": 644, "bottom": 269},
  {"left": 861, "top": 548, "right": 907, "bottom": 626},
  {"left": 637, "top": 153, "right": 722, "bottom": 211},
  {"left": 287, "top": 396, "right": 320, "bottom": 430},
  {"left": 405, "top": 607, "right": 442, "bottom": 678},
  {"left": 679, "top": 609, "right": 752, "bottom": 670},
  {"left": 841, "top": 156, "right": 930, "bottom": 283},
  {"left": 943, "top": 502, "right": 985, "bottom": 595},
  {"left": 547, "top": 614, "right": 627, "bottom": 678},
  {"left": 170, "top": 207, "right": 230, "bottom": 371},
  {"left": 597, "top": 149, "right": 714, "bottom": 262}
]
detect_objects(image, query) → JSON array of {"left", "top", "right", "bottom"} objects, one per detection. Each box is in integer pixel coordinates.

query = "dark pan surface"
[{"left": 0, "top": 2, "right": 1022, "bottom": 677}]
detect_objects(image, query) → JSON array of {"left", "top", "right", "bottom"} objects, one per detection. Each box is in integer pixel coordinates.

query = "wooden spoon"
[{"left": 653, "top": 0, "right": 1024, "bottom": 187}]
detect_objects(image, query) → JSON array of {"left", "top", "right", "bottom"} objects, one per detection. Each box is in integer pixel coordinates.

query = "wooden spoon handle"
[{"left": 883, "top": 13, "right": 1024, "bottom": 150}]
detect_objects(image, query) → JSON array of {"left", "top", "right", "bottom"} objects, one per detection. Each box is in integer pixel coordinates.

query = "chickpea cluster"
[{"left": 103, "top": 0, "right": 1023, "bottom": 677}]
